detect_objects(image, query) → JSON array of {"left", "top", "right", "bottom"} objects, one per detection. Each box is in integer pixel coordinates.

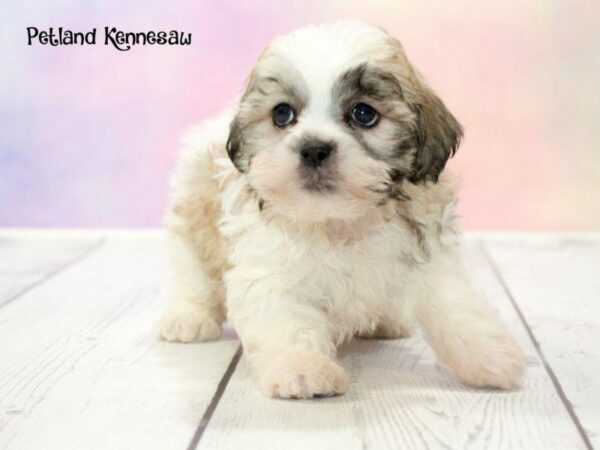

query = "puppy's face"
[{"left": 227, "top": 22, "right": 462, "bottom": 222}]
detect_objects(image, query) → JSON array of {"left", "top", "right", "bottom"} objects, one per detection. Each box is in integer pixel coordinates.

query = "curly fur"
[{"left": 159, "top": 21, "right": 525, "bottom": 399}]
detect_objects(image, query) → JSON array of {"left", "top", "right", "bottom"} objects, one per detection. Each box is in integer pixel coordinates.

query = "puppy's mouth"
[{"left": 300, "top": 166, "right": 336, "bottom": 193}]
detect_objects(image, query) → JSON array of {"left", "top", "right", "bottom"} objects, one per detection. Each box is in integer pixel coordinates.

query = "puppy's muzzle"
[{"left": 300, "top": 142, "right": 334, "bottom": 168}]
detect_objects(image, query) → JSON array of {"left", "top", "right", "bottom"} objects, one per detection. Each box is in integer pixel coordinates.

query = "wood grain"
[
  {"left": 0, "top": 235, "right": 239, "bottom": 450},
  {"left": 1, "top": 233, "right": 596, "bottom": 450},
  {"left": 485, "top": 236, "right": 600, "bottom": 449},
  {"left": 0, "top": 235, "right": 101, "bottom": 307},
  {"left": 197, "top": 240, "right": 585, "bottom": 450}
]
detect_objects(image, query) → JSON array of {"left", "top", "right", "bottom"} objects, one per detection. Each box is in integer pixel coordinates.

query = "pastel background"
[{"left": 1, "top": 0, "right": 599, "bottom": 229}]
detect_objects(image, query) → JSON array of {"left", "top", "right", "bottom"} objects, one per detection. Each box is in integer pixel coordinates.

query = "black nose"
[{"left": 300, "top": 143, "right": 333, "bottom": 168}]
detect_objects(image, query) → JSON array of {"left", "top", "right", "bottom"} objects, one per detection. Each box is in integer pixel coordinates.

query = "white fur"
[{"left": 159, "top": 22, "right": 525, "bottom": 399}]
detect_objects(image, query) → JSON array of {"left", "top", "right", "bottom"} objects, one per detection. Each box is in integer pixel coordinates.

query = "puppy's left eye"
[
  {"left": 272, "top": 103, "right": 296, "bottom": 127},
  {"left": 351, "top": 103, "right": 379, "bottom": 128}
]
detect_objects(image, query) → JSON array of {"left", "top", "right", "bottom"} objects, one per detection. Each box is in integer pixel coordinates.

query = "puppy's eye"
[
  {"left": 351, "top": 103, "right": 379, "bottom": 128},
  {"left": 272, "top": 103, "right": 295, "bottom": 127}
]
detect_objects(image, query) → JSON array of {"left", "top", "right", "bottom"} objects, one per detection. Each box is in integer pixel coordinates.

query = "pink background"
[{"left": 1, "top": 0, "right": 599, "bottom": 229}]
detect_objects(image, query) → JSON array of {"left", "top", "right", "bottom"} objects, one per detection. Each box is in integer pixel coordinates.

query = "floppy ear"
[
  {"left": 226, "top": 67, "right": 264, "bottom": 173},
  {"left": 382, "top": 32, "right": 463, "bottom": 183},
  {"left": 226, "top": 115, "right": 245, "bottom": 172},
  {"left": 407, "top": 81, "right": 463, "bottom": 183}
]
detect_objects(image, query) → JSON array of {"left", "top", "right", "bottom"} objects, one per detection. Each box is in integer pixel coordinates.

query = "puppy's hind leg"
[
  {"left": 159, "top": 116, "right": 232, "bottom": 342},
  {"left": 159, "top": 230, "right": 225, "bottom": 342}
]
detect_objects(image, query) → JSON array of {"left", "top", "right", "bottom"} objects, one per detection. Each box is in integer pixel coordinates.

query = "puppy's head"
[{"left": 227, "top": 21, "right": 462, "bottom": 222}]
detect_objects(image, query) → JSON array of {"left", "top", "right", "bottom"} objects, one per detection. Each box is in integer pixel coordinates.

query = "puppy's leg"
[
  {"left": 257, "top": 348, "right": 348, "bottom": 400},
  {"left": 414, "top": 251, "right": 525, "bottom": 389},
  {"left": 228, "top": 281, "right": 347, "bottom": 399},
  {"left": 159, "top": 116, "right": 231, "bottom": 342},
  {"left": 159, "top": 231, "right": 225, "bottom": 342}
]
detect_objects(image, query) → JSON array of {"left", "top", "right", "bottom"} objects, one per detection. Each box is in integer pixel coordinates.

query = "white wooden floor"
[{"left": 0, "top": 230, "right": 598, "bottom": 450}]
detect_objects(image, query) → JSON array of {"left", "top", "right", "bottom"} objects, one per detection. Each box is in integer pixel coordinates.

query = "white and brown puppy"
[{"left": 160, "top": 21, "right": 525, "bottom": 399}]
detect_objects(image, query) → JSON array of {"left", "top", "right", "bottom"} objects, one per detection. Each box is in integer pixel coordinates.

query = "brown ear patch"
[
  {"left": 408, "top": 90, "right": 463, "bottom": 183},
  {"left": 226, "top": 116, "right": 245, "bottom": 173}
]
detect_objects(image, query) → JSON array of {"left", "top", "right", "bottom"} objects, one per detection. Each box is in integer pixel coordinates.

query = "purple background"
[{"left": 1, "top": 0, "right": 599, "bottom": 229}]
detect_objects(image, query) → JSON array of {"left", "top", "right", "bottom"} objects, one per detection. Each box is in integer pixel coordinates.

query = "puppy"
[{"left": 160, "top": 21, "right": 525, "bottom": 399}]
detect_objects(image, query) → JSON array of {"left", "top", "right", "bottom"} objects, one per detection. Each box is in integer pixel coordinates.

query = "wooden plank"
[
  {"left": 0, "top": 235, "right": 101, "bottom": 306},
  {"left": 0, "top": 235, "right": 239, "bottom": 450},
  {"left": 484, "top": 235, "right": 600, "bottom": 449},
  {"left": 197, "top": 239, "right": 585, "bottom": 450}
]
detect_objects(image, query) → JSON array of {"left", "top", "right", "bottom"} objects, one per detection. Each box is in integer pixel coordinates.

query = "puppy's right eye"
[
  {"left": 272, "top": 104, "right": 295, "bottom": 127},
  {"left": 351, "top": 103, "right": 379, "bottom": 128}
]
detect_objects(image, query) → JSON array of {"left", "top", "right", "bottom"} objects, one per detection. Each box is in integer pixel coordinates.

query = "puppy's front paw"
[
  {"left": 444, "top": 331, "right": 526, "bottom": 390},
  {"left": 260, "top": 352, "right": 348, "bottom": 399},
  {"left": 159, "top": 309, "right": 222, "bottom": 343}
]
